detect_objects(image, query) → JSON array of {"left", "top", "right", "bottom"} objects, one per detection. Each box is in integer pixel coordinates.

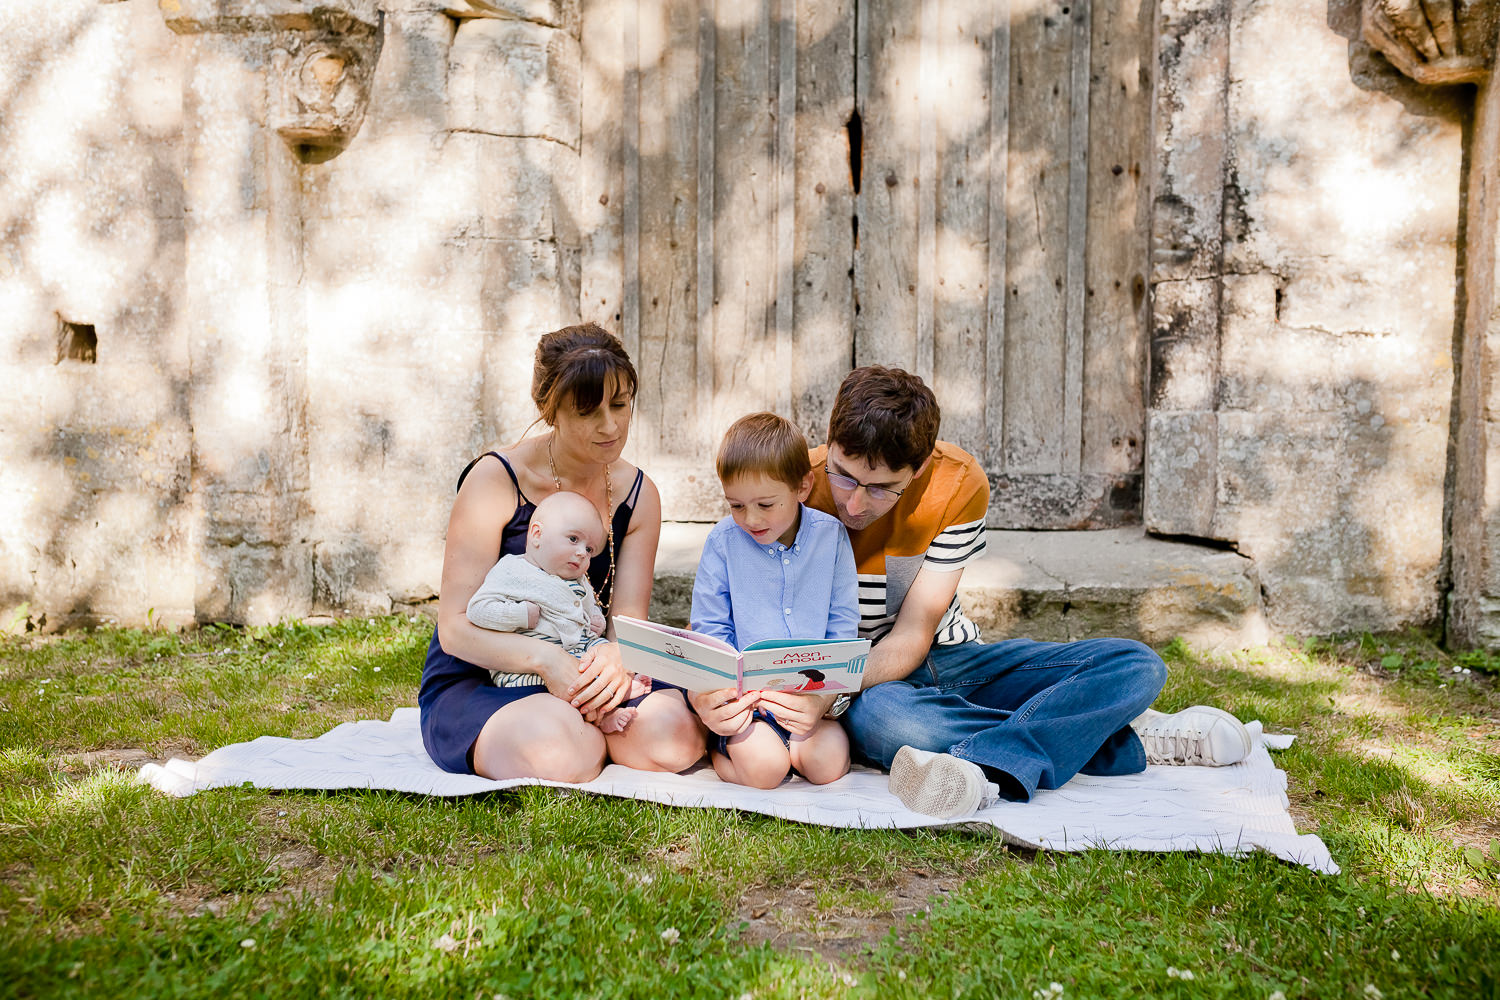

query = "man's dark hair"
[{"left": 827, "top": 365, "right": 940, "bottom": 473}]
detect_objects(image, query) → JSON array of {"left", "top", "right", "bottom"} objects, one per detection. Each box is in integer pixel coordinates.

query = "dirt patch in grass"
[{"left": 732, "top": 860, "right": 1014, "bottom": 963}]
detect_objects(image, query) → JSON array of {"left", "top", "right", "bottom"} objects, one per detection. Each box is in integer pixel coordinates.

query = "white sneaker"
[
  {"left": 888, "top": 746, "right": 1000, "bottom": 818},
  {"left": 1131, "top": 706, "right": 1251, "bottom": 766}
]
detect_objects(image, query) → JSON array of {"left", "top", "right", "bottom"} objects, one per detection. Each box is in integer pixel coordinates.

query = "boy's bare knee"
[
  {"left": 797, "top": 756, "right": 849, "bottom": 785},
  {"left": 728, "top": 748, "right": 791, "bottom": 789}
]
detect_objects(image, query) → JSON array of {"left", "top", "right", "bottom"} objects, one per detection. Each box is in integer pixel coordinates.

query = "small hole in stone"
[{"left": 56, "top": 318, "right": 97, "bottom": 364}]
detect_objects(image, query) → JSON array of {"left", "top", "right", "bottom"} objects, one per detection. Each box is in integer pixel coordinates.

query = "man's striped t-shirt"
[{"left": 807, "top": 441, "right": 989, "bottom": 646}]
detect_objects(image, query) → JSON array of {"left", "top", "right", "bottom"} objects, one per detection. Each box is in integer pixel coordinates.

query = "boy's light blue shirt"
[{"left": 690, "top": 504, "right": 860, "bottom": 650}]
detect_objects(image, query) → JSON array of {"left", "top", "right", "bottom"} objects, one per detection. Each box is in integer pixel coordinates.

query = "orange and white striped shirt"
[{"left": 808, "top": 441, "right": 989, "bottom": 646}]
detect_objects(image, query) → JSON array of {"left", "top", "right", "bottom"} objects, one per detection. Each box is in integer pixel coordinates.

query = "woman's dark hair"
[{"left": 532, "top": 323, "right": 639, "bottom": 423}]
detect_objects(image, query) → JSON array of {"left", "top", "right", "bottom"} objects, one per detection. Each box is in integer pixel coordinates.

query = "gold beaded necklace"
[{"left": 548, "top": 435, "right": 616, "bottom": 611}]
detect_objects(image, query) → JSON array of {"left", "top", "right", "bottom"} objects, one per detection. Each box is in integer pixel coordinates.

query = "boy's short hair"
[
  {"left": 716, "top": 412, "right": 813, "bottom": 490},
  {"left": 827, "top": 365, "right": 940, "bottom": 473}
]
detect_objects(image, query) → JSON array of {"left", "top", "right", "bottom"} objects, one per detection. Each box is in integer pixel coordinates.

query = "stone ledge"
[{"left": 648, "top": 524, "right": 1270, "bottom": 650}]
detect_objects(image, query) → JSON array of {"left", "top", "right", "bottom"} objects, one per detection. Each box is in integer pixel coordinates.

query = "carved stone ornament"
[
  {"left": 270, "top": 34, "right": 380, "bottom": 159},
  {"left": 159, "top": 0, "right": 383, "bottom": 158},
  {"left": 1361, "top": 0, "right": 1498, "bottom": 85}
]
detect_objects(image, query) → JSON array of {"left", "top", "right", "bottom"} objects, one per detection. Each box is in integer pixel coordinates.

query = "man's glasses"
[{"left": 825, "top": 467, "right": 905, "bottom": 503}]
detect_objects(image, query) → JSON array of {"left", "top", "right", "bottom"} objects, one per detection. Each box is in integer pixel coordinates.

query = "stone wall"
[
  {"left": 0, "top": 0, "right": 583, "bottom": 628},
  {"left": 0, "top": 0, "right": 1492, "bottom": 642},
  {"left": 0, "top": 0, "right": 192, "bottom": 628},
  {"left": 1146, "top": 0, "right": 1468, "bottom": 635}
]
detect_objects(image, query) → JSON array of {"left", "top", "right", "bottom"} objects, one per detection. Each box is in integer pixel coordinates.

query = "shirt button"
[
  {"left": 782, "top": 558, "right": 789, "bottom": 564},
  {"left": 784, "top": 608, "right": 791, "bottom": 615}
]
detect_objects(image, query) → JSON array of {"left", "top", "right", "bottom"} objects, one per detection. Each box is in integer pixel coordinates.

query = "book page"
[{"left": 612, "top": 616, "right": 742, "bottom": 691}]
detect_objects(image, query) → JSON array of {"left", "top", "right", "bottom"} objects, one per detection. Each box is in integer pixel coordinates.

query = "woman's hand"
[
  {"left": 754, "top": 690, "right": 830, "bottom": 737},
  {"left": 688, "top": 688, "right": 758, "bottom": 737},
  {"left": 566, "top": 642, "right": 632, "bottom": 722}
]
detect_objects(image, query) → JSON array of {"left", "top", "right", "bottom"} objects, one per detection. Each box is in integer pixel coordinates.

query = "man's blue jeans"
[{"left": 843, "top": 637, "right": 1167, "bottom": 800}]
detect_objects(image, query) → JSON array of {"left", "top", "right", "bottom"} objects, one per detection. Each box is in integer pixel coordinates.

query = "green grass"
[{"left": 2, "top": 618, "right": 1498, "bottom": 999}]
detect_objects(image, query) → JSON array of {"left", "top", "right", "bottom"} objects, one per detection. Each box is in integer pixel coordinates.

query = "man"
[{"left": 805, "top": 366, "right": 1251, "bottom": 818}]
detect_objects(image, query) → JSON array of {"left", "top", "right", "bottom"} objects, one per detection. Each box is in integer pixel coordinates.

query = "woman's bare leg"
[
  {"left": 472, "top": 693, "right": 607, "bottom": 783},
  {"left": 605, "top": 687, "right": 707, "bottom": 773}
]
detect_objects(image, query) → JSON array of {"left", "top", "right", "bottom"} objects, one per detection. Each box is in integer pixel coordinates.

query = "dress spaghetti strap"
[{"left": 456, "top": 450, "right": 530, "bottom": 505}]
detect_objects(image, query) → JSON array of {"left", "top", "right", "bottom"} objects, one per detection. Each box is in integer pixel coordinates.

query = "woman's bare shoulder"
[{"left": 617, "top": 460, "right": 661, "bottom": 523}]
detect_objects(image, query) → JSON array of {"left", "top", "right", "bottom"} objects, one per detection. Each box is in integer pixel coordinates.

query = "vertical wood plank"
[
  {"left": 984, "top": 0, "right": 1011, "bottom": 469},
  {"left": 1063, "top": 0, "right": 1091, "bottom": 472},
  {"left": 622, "top": 0, "right": 641, "bottom": 366},
  {"left": 711, "top": 1, "right": 776, "bottom": 428},
  {"left": 579, "top": 0, "right": 625, "bottom": 338},
  {"left": 931, "top": 0, "right": 997, "bottom": 458},
  {"left": 914, "top": 0, "right": 938, "bottom": 387},
  {"left": 791, "top": 0, "right": 856, "bottom": 440},
  {"left": 773, "top": 0, "right": 797, "bottom": 416},
  {"left": 635, "top": 0, "right": 700, "bottom": 469},
  {"left": 696, "top": 0, "right": 716, "bottom": 455},
  {"left": 854, "top": 0, "right": 920, "bottom": 370},
  {"left": 1002, "top": 0, "right": 1072, "bottom": 474},
  {"left": 1082, "top": 0, "right": 1150, "bottom": 477}
]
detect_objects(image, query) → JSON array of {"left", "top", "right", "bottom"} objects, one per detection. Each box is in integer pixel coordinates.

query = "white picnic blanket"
[{"left": 137, "top": 708, "right": 1336, "bottom": 873}]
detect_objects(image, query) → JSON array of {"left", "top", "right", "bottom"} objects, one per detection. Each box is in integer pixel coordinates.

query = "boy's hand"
[
  {"left": 688, "top": 688, "right": 757, "bottom": 736},
  {"left": 587, "top": 610, "right": 606, "bottom": 636},
  {"left": 755, "top": 690, "right": 826, "bottom": 736},
  {"left": 523, "top": 601, "right": 541, "bottom": 630}
]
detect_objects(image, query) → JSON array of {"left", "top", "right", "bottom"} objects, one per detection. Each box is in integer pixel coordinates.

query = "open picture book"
[{"left": 612, "top": 615, "right": 871, "bottom": 695}]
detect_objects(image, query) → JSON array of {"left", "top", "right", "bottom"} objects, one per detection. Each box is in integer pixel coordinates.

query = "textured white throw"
[{"left": 137, "top": 708, "right": 1336, "bottom": 873}]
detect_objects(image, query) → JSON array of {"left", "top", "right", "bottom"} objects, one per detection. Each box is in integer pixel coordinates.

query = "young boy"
[
  {"left": 689, "top": 413, "right": 859, "bottom": 788},
  {"left": 467, "top": 490, "right": 645, "bottom": 733}
]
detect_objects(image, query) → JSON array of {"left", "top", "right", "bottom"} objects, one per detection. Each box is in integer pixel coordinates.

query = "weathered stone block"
[
  {"left": 1152, "top": 0, "right": 1228, "bottom": 282},
  {"left": 1219, "top": 269, "right": 1453, "bottom": 420},
  {"left": 444, "top": 0, "right": 580, "bottom": 34},
  {"left": 447, "top": 131, "right": 581, "bottom": 242},
  {"left": 477, "top": 238, "right": 581, "bottom": 443},
  {"left": 448, "top": 17, "right": 580, "bottom": 146},
  {"left": 1224, "top": 0, "right": 1465, "bottom": 278},
  {"left": 1215, "top": 410, "right": 1446, "bottom": 633},
  {"left": 302, "top": 132, "right": 475, "bottom": 232},
  {"left": 361, "top": 10, "right": 452, "bottom": 139},
  {"left": 195, "top": 538, "right": 314, "bottom": 626},
  {"left": 1149, "top": 278, "right": 1217, "bottom": 411},
  {"left": 1144, "top": 409, "right": 1216, "bottom": 538}
]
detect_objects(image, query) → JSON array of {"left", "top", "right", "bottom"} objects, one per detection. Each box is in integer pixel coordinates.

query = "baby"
[{"left": 466, "top": 490, "right": 646, "bottom": 732}]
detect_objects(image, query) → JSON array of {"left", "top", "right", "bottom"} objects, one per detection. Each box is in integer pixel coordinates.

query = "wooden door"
[{"left": 579, "top": 0, "right": 1151, "bottom": 527}]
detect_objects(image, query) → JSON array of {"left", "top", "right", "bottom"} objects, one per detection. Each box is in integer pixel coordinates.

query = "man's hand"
[{"left": 688, "top": 688, "right": 758, "bottom": 737}]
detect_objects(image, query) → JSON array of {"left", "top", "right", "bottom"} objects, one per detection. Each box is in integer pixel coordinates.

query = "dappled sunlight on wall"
[{"left": 0, "top": 0, "right": 191, "bottom": 629}]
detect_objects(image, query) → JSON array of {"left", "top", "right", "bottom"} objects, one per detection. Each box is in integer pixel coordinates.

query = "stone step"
[{"left": 648, "top": 524, "right": 1270, "bottom": 650}]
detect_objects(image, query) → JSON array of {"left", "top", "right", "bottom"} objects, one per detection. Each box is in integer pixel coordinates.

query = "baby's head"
[
  {"left": 716, "top": 413, "right": 813, "bottom": 548},
  {"left": 526, "top": 491, "right": 606, "bottom": 581}
]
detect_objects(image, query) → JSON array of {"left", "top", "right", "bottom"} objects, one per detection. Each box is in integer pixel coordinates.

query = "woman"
[{"left": 419, "top": 323, "right": 707, "bottom": 781}]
